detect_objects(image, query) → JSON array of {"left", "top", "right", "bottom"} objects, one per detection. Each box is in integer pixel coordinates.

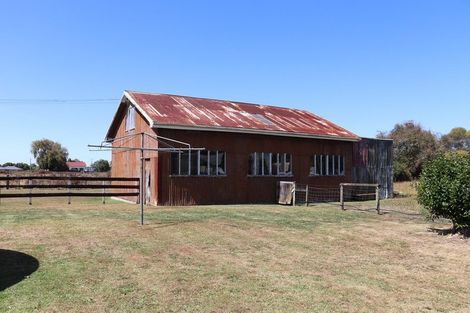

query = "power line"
[{"left": 0, "top": 98, "right": 119, "bottom": 103}]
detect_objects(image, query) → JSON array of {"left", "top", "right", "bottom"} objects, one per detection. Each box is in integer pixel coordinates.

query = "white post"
[{"left": 292, "top": 183, "right": 296, "bottom": 206}]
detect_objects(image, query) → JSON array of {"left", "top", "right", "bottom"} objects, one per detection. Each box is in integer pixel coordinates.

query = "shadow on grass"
[
  {"left": 340, "top": 204, "right": 423, "bottom": 219},
  {"left": 428, "top": 227, "right": 469, "bottom": 238},
  {"left": 145, "top": 219, "right": 199, "bottom": 229},
  {"left": 0, "top": 249, "right": 39, "bottom": 291}
]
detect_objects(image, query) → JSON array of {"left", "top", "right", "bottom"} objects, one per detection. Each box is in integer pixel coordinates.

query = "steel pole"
[{"left": 140, "top": 133, "right": 145, "bottom": 225}]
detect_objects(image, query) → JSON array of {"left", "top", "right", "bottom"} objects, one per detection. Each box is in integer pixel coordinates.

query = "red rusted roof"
[
  {"left": 66, "top": 161, "right": 86, "bottom": 168},
  {"left": 109, "top": 91, "right": 359, "bottom": 141}
]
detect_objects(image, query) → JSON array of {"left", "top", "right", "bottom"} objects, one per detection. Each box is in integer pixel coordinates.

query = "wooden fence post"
[
  {"left": 376, "top": 185, "right": 381, "bottom": 214},
  {"left": 28, "top": 178, "right": 32, "bottom": 205},
  {"left": 340, "top": 184, "right": 344, "bottom": 210},
  {"left": 68, "top": 178, "right": 71, "bottom": 205},
  {"left": 292, "top": 183, "right": 296, "bottom": 206},
  {"left": 305, "top": 185, "right": 309, "bottom": 206},
  {"left": 102, "top": 180, "right": 106, "bottom": 204}
]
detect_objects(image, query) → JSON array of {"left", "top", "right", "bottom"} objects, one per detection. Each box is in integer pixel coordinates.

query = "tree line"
[
  {"left": 378, "top": 122, "right": 469, "bottom": 181},
  {"left": 2, "top": 139, "right": 110, "bottom": 172}
]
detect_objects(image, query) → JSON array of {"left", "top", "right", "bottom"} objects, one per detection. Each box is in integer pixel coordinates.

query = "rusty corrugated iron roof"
[
  {"left": 66, "top": 161, "right": 86, "bottom": 168},
  {"left": 108, "top": 91, "right": 359, "bottom": 141}
]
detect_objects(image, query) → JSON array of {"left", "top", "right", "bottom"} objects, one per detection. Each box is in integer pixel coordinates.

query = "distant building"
[
  {"left": 66, "top": 161, "right": 87, "bottom": 172},
  {"left": 0, "top": 166, "right": 23, "bottom": 171},
  {"left": 84, "top": 166, "right": 95, "bottom": 173}
]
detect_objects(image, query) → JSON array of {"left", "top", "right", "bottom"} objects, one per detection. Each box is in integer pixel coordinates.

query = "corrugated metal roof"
[
  {"left": 117, "top": 91, "right": 359, "bottom": 141},
  {"left": 66, "top": 161, "right": 86, "bottom": 168},
  {"left": 0, "top": 166, "right": 23, "bottom": 171}
]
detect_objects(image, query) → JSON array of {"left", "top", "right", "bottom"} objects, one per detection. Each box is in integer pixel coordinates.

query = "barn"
[{"left": 105, "top": 91, "right": 392, "bottom": 205}]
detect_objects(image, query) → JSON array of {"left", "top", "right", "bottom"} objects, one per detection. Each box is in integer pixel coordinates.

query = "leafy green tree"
[
  {"left": 417, "top": 153, "right": 470, "bottom": 234},
  {"left": 15, "top": 163, "right": 31, "bottom": 170},
  {"left": 92, "top": 159, "right": 111, "bottom": 172},
  {"left": 440, "top": 127, "right": 470, "bottom": 153},
  {"left": 2, "top": 162, "right": 15, "bottom": 167},
  {"left": 379, "top": 121, "right": 438, "bottom": 181},
  {"left": 31, "top": 139, "right": 69, "bottom": 171}
]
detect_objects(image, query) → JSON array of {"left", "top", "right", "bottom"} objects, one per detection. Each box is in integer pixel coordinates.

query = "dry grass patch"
[{"left": 0, "top": 197, "right": 469, "bottom": 312}]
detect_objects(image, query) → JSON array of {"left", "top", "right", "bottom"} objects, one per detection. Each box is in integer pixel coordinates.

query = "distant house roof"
[
  {"left": 106, "top": 91, "right": 359, "bottom": 141},
  {"left": 0, "top": 166, "right": 23, "bottom": 171},
  {"left": 66, "top": 161, "right": 86, "bottom": 168}
]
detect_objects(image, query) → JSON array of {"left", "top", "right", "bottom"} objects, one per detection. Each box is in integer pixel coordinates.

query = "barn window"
[
  {"left": 125, "top": 105, "right": 135, "bottom": 131},
  {"left": 248, "top": 152, "right": 292, "bottom": 176},
  {"left": 171, "top": 150, "right": 226, "bottom": 176},
  {"left": 310, "top": 155, "right": 345, "bottom": 176}
]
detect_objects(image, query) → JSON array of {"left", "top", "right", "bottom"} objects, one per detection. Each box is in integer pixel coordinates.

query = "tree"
[
  {"left": 440, "top": 127, "right": 470, "bottom": 153},
  {"left": 31, "top": 139, "right": 69, "bottom": 171},
  {"left": 379, "top": 121, "right": 438, "bottom": 181},
  {"left": 2, "top": 162, "right": 15, "bottom": 167},
  {"left": 15, "top": 163, "right": 31, "bottom": 170},
  {"left": 92, "top": 159, "right": 111, "bottom": 172},
  {"left": 417, "top": 153, "right": 470, "bottom": 234}
]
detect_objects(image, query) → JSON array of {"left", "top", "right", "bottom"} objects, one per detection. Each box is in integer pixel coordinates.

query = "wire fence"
[{"left": 293, "top": 183, "right": 382, "bottom": 214}]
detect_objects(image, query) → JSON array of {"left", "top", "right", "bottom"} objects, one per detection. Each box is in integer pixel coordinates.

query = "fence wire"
[{"left": 294, "top": 183, "right": 383, "bottom": 211}]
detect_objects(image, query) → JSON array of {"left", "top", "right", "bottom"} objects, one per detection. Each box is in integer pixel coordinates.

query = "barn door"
[{"left": 145, "top": 159, "right": 151, "bottom": 204}]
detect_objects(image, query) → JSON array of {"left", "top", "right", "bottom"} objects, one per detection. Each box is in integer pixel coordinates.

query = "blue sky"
[{"left": 1, "top": 0, "right": 469, "bottom": 165}]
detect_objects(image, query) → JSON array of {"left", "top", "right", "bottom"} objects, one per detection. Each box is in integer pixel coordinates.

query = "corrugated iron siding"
[
  {"left": 157, "top": 128, "right": 354, "bottom": 205},
  {"left": 110, "top": 101, "right": 159, "bottom": 205},
  {"left": 352, "top": 138, "right": 393, "bottom": 198}
]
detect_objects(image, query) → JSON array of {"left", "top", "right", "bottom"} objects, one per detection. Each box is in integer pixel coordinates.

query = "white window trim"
[{"left": 125, "top": 105, "right": 136, "bottom": 132}]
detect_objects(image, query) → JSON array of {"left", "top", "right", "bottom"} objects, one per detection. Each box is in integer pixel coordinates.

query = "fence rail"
[
  {"left": 0, "top": 175, "right": 140, "bottom": 204},
  {"left": 0, "top": 176, "right": 139, "bottom": 181},
  {"left": 292, "top": 182, "right": 382, "bottom": 215}
]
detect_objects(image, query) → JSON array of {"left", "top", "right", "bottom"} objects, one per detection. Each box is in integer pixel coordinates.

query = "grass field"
[{"left": 0, "top": 195, "right": 469, "bottom": 312}]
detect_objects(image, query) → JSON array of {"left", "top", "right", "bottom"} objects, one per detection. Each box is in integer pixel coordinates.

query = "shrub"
[
  {"left": 417, "top": 153, "right": 470, "bottom": 232},
  {"left": 92, "top": 159, "right": 111, "bottom": 172}
]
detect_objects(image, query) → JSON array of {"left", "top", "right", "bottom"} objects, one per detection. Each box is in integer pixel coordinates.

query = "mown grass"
[{"left": 0, "top": 196, "right": 469, "bottom": 313}]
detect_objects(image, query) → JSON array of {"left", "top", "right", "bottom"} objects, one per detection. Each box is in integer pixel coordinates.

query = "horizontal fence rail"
[
  {"left": 0, "top": 192, "right": 140, "bottom": 198},
  {"left": 0, "top": 176, "right": 139, "bottom": 181},
  {"left": 0, "top": 175, "right": 140, "bottom": 205},
  {"left": 0, "top": 184, "right": 140, "bottom": 189}
]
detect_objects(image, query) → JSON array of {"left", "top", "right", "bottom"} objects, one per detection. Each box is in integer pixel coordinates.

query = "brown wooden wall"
[
  {"left": 156, "top": 129, "right": 354, "bottom": 205},
  {"left": 110, "top": 101, "right": 158, "bottom": 204}
]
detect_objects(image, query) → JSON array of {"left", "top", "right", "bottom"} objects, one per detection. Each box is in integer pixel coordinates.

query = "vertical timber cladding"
[
  {"left": 157, "top": 128, "right": 355, "bottom": 205},
  {"left": 352, "top": 138, "right": 393, "bottom": 198},
  {"left": 110, "top": 103, "right": 158, "bottom": 204}
]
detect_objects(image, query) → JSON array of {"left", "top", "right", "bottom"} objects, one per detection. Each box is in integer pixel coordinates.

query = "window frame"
[
  {"left": 310, "top": 154, "right": 346, "bottom": 177},
  {"left": 125, "top": 105, "right": 136, "bottom": 132},
  {"left": 248, "top": 152, "right": 293, "bottom": 177},
  {"left": 170, "top": 150, "right": 227, "bottom": 177}
]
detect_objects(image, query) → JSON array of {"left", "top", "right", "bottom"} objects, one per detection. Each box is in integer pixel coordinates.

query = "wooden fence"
[{"left": 0, "top": 175, "right": 139, "bottom": 204}]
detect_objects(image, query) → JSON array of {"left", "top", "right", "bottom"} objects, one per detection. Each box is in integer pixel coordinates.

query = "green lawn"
[{"left": 0, "top": 196, "right": 469, "bottom": 312}]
